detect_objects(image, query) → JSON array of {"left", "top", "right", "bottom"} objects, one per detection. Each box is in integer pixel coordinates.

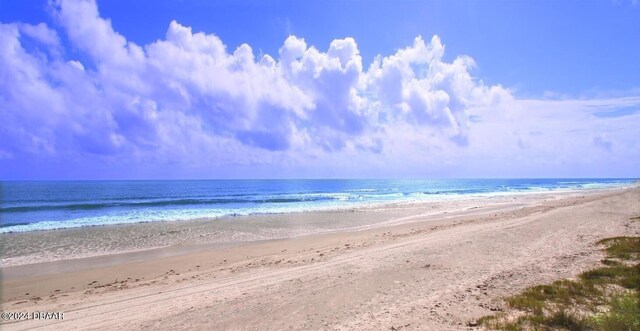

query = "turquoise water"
[{"left": 0, "top": 179, "right": 636, "bottom": 233}]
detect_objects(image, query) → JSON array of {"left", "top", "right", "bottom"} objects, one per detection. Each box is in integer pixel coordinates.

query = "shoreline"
[
  {"left": 1, "top": 186, "right": 632, "bottom": 268},
  {"left": 1, "top": 182, "right": 635, "bottom": 235},
  {"left": 1, "top": 187, "right": 639, "bottom": 329}
]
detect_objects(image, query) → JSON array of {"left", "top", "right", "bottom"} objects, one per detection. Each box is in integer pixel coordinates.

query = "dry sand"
[{"left": 1, "top": 187, "right": 638, "bottom": 330}]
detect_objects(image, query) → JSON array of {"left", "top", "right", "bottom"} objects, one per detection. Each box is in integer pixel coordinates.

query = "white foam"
[{"left": 2, "top": 181, "right": 635, "bottom": 233}]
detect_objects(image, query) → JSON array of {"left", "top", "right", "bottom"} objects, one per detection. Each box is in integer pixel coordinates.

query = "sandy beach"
[
  {"left": 3, "top": 0, "right": 639, "bottom": 329},
  {"left": 1, "top": 187, "right": 638, "bottom": 330}
]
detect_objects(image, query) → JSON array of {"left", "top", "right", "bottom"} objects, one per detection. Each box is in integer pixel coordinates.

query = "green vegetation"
[
  {"left": 596, "top": 236, "right": 640, "bottom": 260},
  {"left": 480, "top": 236, "right": 640, "bottom": 330},
  {"left": 590, "top": 293, "right": 640, "bottom": 331}
]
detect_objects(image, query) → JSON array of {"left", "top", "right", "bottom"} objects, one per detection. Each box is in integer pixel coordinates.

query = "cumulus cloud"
[
  {"left": 1, "top": 0, "right": 638, "bottom": 178},
  {"left": 1, "top": 0, "right": 503, "bottom": 159},
  {"left": 18, "top": 23, "right": 60, "bottom": 48}
]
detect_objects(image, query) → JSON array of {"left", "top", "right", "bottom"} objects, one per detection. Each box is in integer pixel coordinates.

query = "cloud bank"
[{"left": 0, "top": 0, "right": 638, "bottom": 178}]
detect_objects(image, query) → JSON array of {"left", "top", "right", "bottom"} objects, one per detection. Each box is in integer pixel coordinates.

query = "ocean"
[{"left": 0, "top": 179, "right": 636, "bottom": 233}]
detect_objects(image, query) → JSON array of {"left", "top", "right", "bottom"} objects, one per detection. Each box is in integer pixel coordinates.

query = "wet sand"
[{"left": 1, "top": 187, "right": 638, "bottom": 330}]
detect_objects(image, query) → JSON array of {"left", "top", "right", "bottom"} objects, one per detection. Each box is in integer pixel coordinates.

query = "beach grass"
[
  {"left": 596, "top": 236, "right": 640, "bottom": 260},
  {"left": 480, "top": 236, "right": 640, "bottom": 330}
]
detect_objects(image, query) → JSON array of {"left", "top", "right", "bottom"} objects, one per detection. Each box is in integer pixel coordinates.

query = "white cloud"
[
  {"left": 364, "top": 36, "right": 512, "bottom": 145},
  {"left": 18, "top": 23, "right": 60, "bottom": 48},
  {"left": 0, "top": 0, "right": 638, "bottom": 178}
]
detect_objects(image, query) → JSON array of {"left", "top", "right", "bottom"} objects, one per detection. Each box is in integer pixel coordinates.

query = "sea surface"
[{"left": 0, "top": 179, "right": 636, "bottom": 233}]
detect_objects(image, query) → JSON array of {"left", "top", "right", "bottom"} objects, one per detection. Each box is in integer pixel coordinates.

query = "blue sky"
[{"left": 0, "top": 0, "right": 639, "bottom": 179}]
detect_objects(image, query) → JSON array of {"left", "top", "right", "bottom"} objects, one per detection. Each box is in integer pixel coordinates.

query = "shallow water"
[{"left": 1, "top": 178, "right": 636, "bottom": 233}]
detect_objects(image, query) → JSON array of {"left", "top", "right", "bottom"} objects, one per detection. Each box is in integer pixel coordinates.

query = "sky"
[{"left": 0, "top": 0, "right": 638, "bottom": 179}]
